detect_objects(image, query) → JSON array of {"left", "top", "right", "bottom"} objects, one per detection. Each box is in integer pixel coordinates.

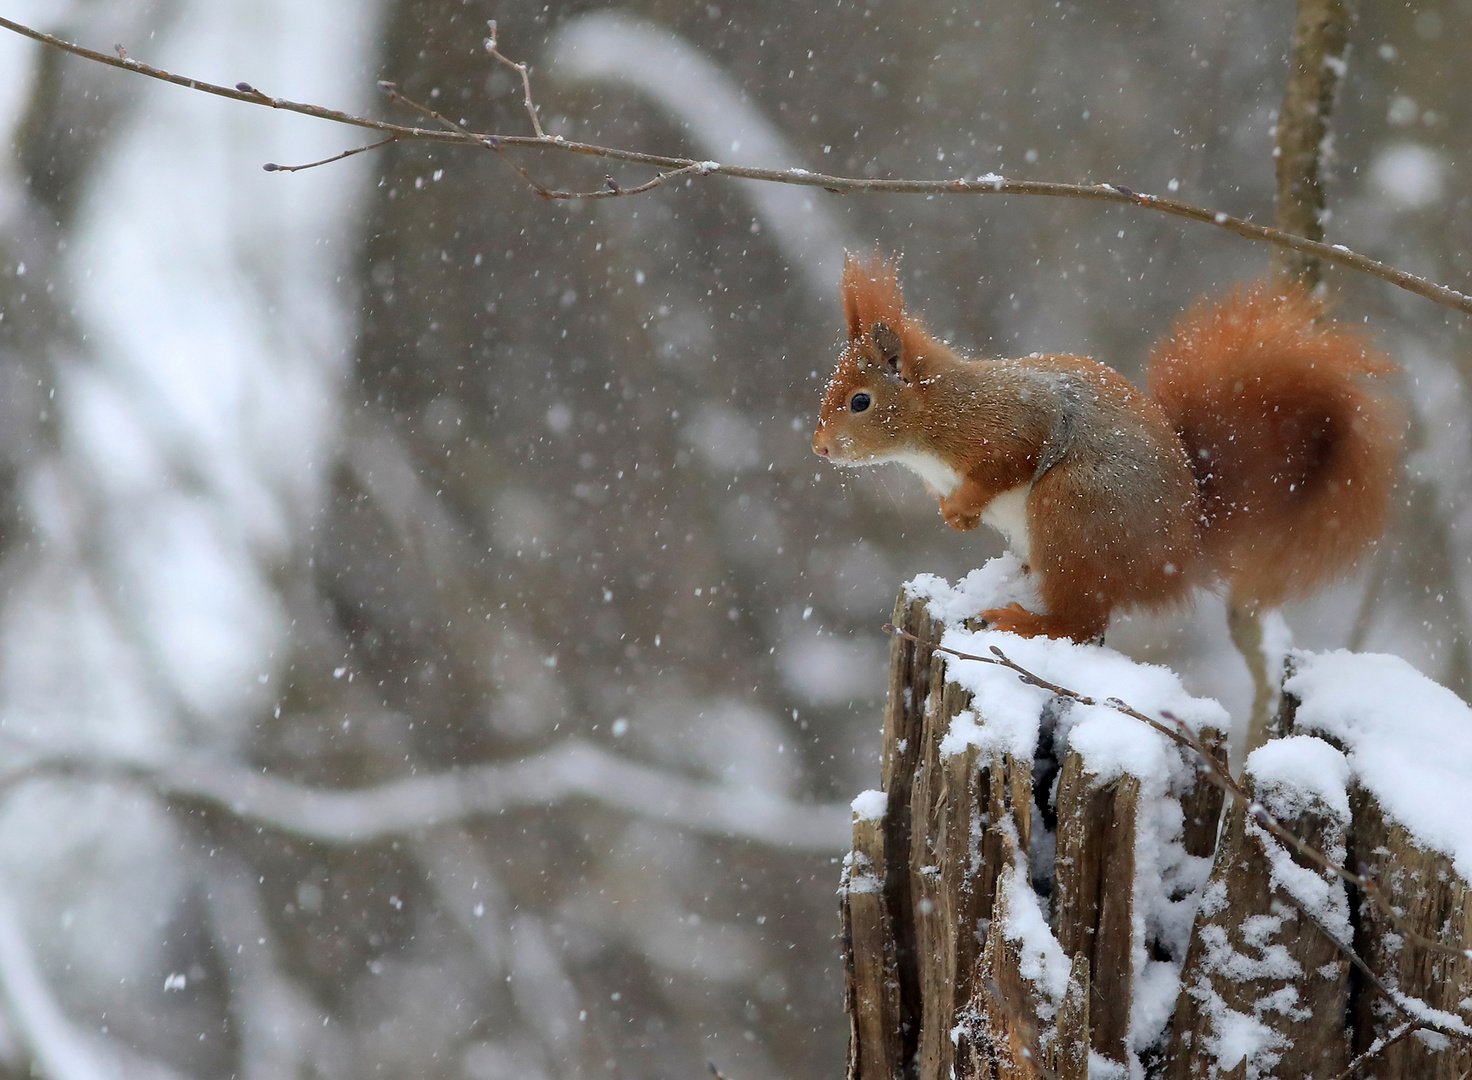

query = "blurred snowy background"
[{"left": 0, "top": 0, "right": 1466, "bottom": 1077}]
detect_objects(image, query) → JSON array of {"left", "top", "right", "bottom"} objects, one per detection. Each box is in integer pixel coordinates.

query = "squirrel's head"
[{"left": 812, "top": 250, "right": 937, "bottom": 465}]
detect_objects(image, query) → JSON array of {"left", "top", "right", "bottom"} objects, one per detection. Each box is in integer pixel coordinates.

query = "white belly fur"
[
  {"left": 888, "top": 450, "right": 963, "bottom": 497},
  {"left": 884, "top": 454, "right": 1031, "bottom": 563},
  {"left": 981, "top": 485, "right": 1032, "bottom": 565}
]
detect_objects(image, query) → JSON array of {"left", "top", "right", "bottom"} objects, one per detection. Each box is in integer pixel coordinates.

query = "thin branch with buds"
[
  {"left": 1, "top": 15, "right": 1470, "bottom": 314},
  {"left": 883, "top": 623, "right": 1472, "bottom": 1044},
  {"left": 371, "top": 78, "right": 717, "bottom": 201},
  {"left": 263, "top": 134, "right": 399, "bottom": 173},
  {"left": 485, "top": 19, "right": 545, "bottom": 139}
]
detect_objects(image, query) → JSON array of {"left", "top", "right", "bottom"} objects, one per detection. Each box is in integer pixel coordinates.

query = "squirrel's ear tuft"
[
  {"left": 842, "top": 248, "right": 906, "bottom": 342},
  {"left": 871, "top": 322, "right": 903, "bottom": 371}
]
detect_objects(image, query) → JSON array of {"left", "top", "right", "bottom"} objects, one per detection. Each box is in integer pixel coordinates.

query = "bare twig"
[
  {"left": 883, "top": 624, "right": 1191, "bottom": 748},
  {"left": 264, "top": 135, "right": 399, "bottom": 173},
  {"left": 0, "top": 738, "right": 850, "bottom": 850},
  {"left": 1286, "top": 878, "right": 1464, "bottom": 1045},
  {"left": 1329, "top": 1022, "right": 1417, "bottom": 1080},
  {"left": 376, "top": 78, "right": 559, "bottom": 198},
  {"left": 377, "top": 79, "right": 710, "bottom": 201},
  {"left": 486, "top": 19, "right": 545, "bottom": 139},
  {"left": 565, "top": 162, "right": 711, "bottom": 200},
  {"left": 376, "top": 80, "right": 478, "bottom": 138},
  {"left": 1, "top": 15, "right": 1470, "bottom": 314}
]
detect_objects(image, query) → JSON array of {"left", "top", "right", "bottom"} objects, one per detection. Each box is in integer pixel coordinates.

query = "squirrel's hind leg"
[{"left": 978, "top": 602, "right": 1106, "bottom": 644}]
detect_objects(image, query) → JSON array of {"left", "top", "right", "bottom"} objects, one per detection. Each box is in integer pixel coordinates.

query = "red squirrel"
[{"left": 812, "top": 252, "right": 1404, "bottom": 641}]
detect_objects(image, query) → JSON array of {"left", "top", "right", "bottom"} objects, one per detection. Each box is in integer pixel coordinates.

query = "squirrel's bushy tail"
[{"left": 1147, "top": 283, "right": 1404, "bottom": 609}]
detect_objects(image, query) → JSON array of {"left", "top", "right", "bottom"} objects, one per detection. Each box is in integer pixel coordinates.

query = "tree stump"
[
  {"left": 839, "top": 578, "right": 1472, "bottom": 1080},
  {"left": 1164, "top": 739, "right": 1352, "bottom": 1079}
]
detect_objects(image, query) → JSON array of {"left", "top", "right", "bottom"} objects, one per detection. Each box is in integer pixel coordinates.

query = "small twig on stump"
[
  {"left": 1288, "top": 884, "right": 1458, "bottom": 1046},
  {"left": 1328, "top": 1022, "right": 1418, "bottom": 1080}
]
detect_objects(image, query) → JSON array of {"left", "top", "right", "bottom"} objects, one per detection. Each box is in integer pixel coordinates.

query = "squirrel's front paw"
[{"left": 940, "top": 504, "right": 982, "bottom": 531}]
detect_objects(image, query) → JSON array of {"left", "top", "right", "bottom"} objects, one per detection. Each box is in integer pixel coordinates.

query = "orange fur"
[
  {"left": 839, "top": 249, "right": 936, "bottom": 367},
  {"left": 1147, "top": 283, "right": 1403, "bottom": 609},
  {"left": 814, "top": 251, "right": 1405, "bottom": 641},
  {"left": 841, "top": 249, "right": 905, "bottom": 340}
]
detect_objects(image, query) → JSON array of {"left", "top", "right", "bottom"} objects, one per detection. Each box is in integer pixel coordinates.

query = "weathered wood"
[
  {"left": 1047, "top": 954, "right": 1090, "bottom": 1080},
  {"left": 911, "top": 672, "right": 973, "bottom": 1080},
  {"left": 1179, "top": 727, "right": 1228, "bottom": 861},
  {"left": 911, "top": 685, "right": 1040, "bottom": 1079},
  {"left": 968, "top": 862, "right": 1046, "bottom": 1080},
  {"left": 1054, "top": 959, "right": 1090, "bottom": 1080},
  {"left": 1347, "top": 789, "right": 1472, "bottom": 1080},
  {"left": 1052, "top": 751, "right": 1138, "bottom": 1066},
  {"left": 978, "top": 751, "right": 1032, "bottom": 933},
  {"left": 1164, "top": 772, "right": 1350, "bottom": 1080},
  {"left": 843, "top": 812, "right": 905, "bottom": 1080},
  {"left": 945, "top": 739, "right": 990, "bottom": 1000},
  {"left": 880, "top": 593, "right": 939, "bottom": 1070}
]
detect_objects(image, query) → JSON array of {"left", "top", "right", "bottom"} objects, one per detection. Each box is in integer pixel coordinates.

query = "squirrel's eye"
[{"left": 850, "top": 392, "right": 872, "bottom": 414}]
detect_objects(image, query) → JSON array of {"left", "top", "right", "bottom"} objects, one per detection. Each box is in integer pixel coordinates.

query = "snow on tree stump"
[
  {"left": 1280, "top": 652, "right": 1472, "bottom": 1080},
  {"left": 838, "top": 562, "right": 1472, "bottom": 1080}
]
